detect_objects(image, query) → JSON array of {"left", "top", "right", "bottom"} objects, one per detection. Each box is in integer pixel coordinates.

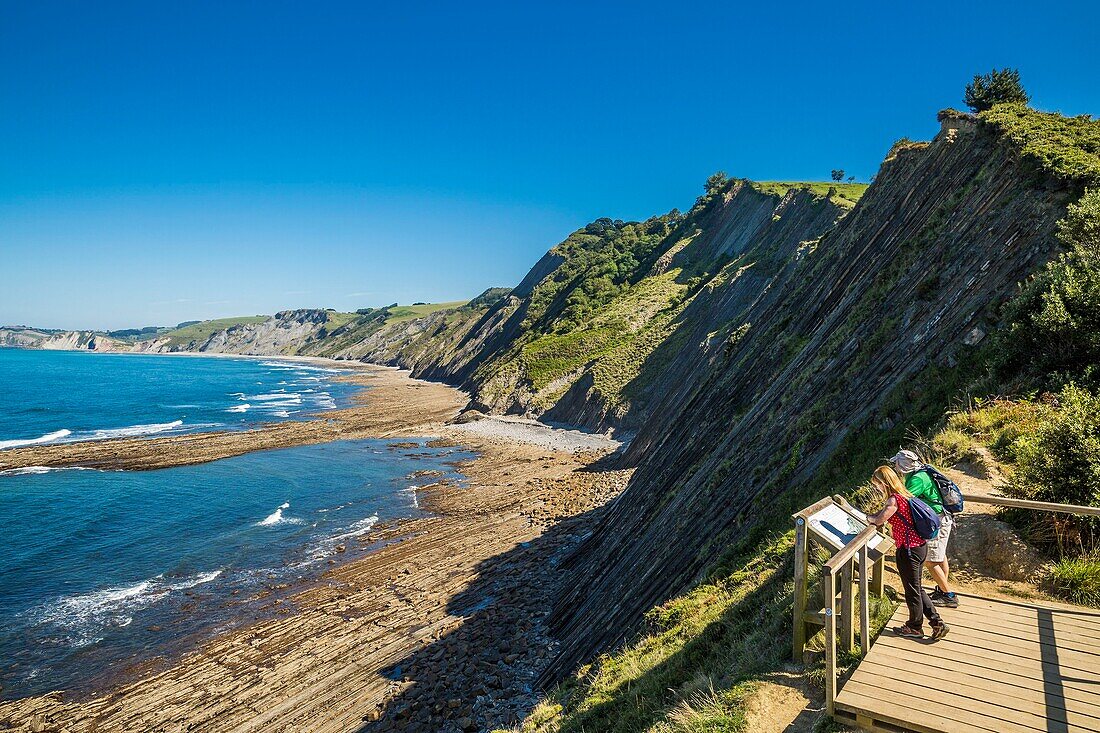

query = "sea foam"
[
  {"left": 29, "top": 570, "right": 223, "bottom": 648},
  {"left": 0, "top": 429, "right": 73, "bottom": 449},
  {"left": 88, "top": 420, "right": 184, "bottom": 440},
  {"left": 0, "top": 466, "right": 96, "bottom": 477},
  {"left": 257, "top": 501, "right": 303, "bottom": 526}
]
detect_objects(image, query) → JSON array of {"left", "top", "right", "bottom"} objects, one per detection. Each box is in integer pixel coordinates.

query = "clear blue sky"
[{"left": 2, "top": 1, "right": 1098, "bottom": 330}]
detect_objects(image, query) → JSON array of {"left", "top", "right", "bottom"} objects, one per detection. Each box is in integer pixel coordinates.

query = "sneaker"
[
  {"left": 932, "top": 592, "right": 959, "bottom": 609},
  {"left": 931, "top": 622, "right": 951, "bottom": 640},
  {"left": 892, "top": 625, "right": 924, "bottom": 639}
]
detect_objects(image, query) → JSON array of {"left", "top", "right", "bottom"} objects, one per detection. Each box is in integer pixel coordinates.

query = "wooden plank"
[
  {"left": 863, "top": 642, "right": 1100, "bottom": 706},
  {"left": 873, "top": 602, "right": 1100, "bottom": 664},
  {"left": 911, "top": 619, "right": 1100, "bottom": 668},
  {"left": 937, "top": 601, "right": 1100, "bottom": 637},
  {"left": 935, "top": 608, "right": 1100, "bottom": 655},
  {"left": 793, "top": 495, "right": 835, "bottom": 521},
  {"left": 862, "top": 647, "right": 1100, "bottom": 717},
  {"left": 792, "top": 516, "right": 809, "bottom": 660},
  {"left": 836, "top": 684, "right": 1017, "bottom": 733},
  {"left": 967, "top": 494, "right": 1100, "bottom": 518},
  {"left": 833, "top": 702, "right": 973, "bottom": 733},
  {"left": 860, "top": 544, "right": 870, "bottom": 656},
  {"left": 871, "top": 629, "right": 1100, "bottom": 682},
  {"left": 840, "top": 560, "right": 855, "bottom": 653},
  {"left": 841, "top": 672, "right": 1100, "bottom": 733},
  {"left": 825, "top": 525, "right": 881, "bottom": 571},
  {"left": 840, "top": 678, "right": 1056, "bottom": 733},
  {"left": 946, "top": 594, "right": 1100, "bottom": 627},
  {"left": 824, "top": 572, "right": 837, "bottom": 716},
  {"left": 854, "top": 657, "right": 1100, "bottom": 723},
  {"left": 803, "top": 609, "right": 825, "bottom": 626}
]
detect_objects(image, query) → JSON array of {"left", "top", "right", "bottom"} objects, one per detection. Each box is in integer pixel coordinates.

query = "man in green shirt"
[{"left": 893, "top": 450, "right": 959, "bottom": 608}]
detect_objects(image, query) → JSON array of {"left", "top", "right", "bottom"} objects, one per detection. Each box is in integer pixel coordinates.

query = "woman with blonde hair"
[{"left": 866, "top": 465, "right": 950, "bottom": 640}]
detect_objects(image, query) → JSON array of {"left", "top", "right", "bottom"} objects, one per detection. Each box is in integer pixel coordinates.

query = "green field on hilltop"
[
  {"left": 751, "top": 181, "right": 869, "bottom": 208},
  {"left": 161, "top": 316, "right": 269, "bottom": 346},
  {"left": 383, "top": 301, "right": 468, "bottom": 324}
]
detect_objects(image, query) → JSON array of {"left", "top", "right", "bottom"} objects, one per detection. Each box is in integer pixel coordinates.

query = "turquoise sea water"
[
  {"left": 0, "top": 349, "right": 361, "bottom": 449},
  {"left": 0, "top": 350, "right": 469, "bottom": 698}
]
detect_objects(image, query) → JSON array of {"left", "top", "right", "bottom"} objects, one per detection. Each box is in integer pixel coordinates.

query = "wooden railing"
[
  {"left": 966, "top": 494, "right": 1100, "bottom": 516},
  {"left": 797, "top": 491, "right": 1100, "bottom": 721},
  {"left": 820, "top": 525, "right": 880, "bottom": 717},
  {"left": 791, "top": 496, "right": 889, "bottom": 717}
]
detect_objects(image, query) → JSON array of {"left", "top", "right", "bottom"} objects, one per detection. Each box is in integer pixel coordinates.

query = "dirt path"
[
  {"left": 742, "top": 669, "right": 822, "bottom": 733},
  {"left": 0, "top": 368, "right": 632, "bottom": 733},
  {"left": 939, "top": 448, "right": 1050, "bottom": 600}
]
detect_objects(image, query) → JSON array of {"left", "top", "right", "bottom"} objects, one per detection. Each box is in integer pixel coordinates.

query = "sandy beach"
[{"left": 0, "top": 360, "right": 629, "bottom": 733}]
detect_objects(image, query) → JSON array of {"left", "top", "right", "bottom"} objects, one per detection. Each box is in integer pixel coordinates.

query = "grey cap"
[{"left": 891, "top": 449, "right": 923, "bottom": 474}]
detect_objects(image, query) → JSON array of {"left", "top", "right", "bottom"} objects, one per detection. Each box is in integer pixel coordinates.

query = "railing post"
[
  {"left": 792, "top": 516, "right": 809, "bottom": 660},
  {"left": 859, "top": 544, "right": 870, "bottom": 656},
  {"left": 871, "top": 553, "right": 884, "bottom": 596},
  {"left": 840, "top": 559, "right": 854, "bottom": 653},
  {"left": 823, "top": 569, "right": 837, "bottom": 717}
]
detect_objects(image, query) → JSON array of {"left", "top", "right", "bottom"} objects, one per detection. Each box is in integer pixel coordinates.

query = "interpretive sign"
[{"left": 806, "top": 502, "right": 887, "bottom": 554}]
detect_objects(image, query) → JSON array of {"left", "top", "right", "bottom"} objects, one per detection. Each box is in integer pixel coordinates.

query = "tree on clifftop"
[
  {"left": 831, "top": 169, "right": 845, "bottom": 182},
  {"left": 965, "top": 68, "right": 1029, "bottom": 112}
]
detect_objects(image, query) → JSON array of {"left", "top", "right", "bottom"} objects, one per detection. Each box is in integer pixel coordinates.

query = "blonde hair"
[{"left": 872, "top": 465, "right": 911, "bottom": 500}]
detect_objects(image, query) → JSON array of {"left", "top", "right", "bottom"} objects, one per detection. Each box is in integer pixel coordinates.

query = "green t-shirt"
[{"left": 906, "top": 470, "right": 943, "bottom": 514}]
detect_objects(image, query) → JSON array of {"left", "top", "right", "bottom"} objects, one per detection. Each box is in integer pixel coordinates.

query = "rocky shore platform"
[{"left": 0, "top": 362, "right": 630, "bottom": 733}]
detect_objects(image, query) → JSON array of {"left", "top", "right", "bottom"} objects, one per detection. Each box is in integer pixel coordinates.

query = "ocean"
[
  {"left": 0, "top": 350, "right": 469, "bottom": 698},
  {"left": 0, "top": 349, "right": 362, "bottom": 450}
]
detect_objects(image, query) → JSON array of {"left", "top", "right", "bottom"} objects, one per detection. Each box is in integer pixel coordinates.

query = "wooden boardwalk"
[{"left": 834, "top": 591, "right": 1100, "bottom": 733}]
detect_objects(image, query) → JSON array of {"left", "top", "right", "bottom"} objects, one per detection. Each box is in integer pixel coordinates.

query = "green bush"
[
  {"left": 1046, "top": 556, "right": 1100, "bottom": 607},
  {"left": 997, "top": 189, "right": 1100, "bottom": 385},
  {"left": 1008, "top": 384, "right": 1100, "bottom": 550},
  {"left": 980, "top": 105, "right": 1100, "bottom": 184}
]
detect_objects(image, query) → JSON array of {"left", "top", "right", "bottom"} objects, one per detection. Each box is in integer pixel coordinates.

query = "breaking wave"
[
  {"left": 0, "top": 429, "right": 73, "bottom": 449},
  {"left": 257, "top": 501, "right": 303, "bottom": 527},
  {"left": 27, "top": 570, "right": 223, "bottom": 648},
  {"left": 87, "top": 420, "right": 184, "bottom": 440},
  {"left": 0, "top": 465, "right": 97, "bottom": 477}
]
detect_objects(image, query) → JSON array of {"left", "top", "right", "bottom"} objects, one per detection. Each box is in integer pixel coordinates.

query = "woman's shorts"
[{"left": 926, "top": 512, "right": 954, "bottom": 563}]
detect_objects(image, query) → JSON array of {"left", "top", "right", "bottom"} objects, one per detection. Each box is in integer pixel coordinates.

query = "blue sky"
[{"left": 2, "top": 1, "right": 1098, "bottom": 330}]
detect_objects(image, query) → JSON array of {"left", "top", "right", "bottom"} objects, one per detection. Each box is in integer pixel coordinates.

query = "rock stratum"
[{"left": 6, "top": 105, "right": 1098, "bottom": 708}]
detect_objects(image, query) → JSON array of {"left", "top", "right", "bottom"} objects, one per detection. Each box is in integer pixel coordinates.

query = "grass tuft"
[{"left": 1046, "top": 556, "right": 1100, "bottom": 607}]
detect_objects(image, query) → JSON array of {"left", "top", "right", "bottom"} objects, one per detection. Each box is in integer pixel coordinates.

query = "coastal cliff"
[{"left": 5, "top": 103, "right": 1098, "bottom": 732}]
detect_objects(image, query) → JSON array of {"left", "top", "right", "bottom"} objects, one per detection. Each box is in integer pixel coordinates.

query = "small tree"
[
  {"left": 964, "top": 68, "right": 1029, "bottom": 112},
  {"left": 705, "top": 171, "right": 729, "bottom": 195},
  {"left": 830, "top": 169, "right": 845, "bottom": 182},
  {"left": 847, "top": 176, "right": 855, "bottom": 183}
]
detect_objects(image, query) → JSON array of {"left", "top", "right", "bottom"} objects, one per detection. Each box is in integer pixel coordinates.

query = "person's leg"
[
  {"left": 925, "top": 514, "right": 958, "bottom": 606},
  {"left": 911, "top": 544, "right": 942, "bottom": 627},
  {"left": 895, "top": 547, "right": 925, "bottom": 630},
  {"left": 927, "top": 560, "right": 950, "bottom": 592}
]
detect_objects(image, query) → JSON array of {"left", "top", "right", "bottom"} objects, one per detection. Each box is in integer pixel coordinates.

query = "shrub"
[
  {"left": 980, "top": 105, "right": 1100, "bottom": 184},
  {"left": 996, "top": 189, "right": 1100, "bottom": 386},
  {"left": 964, "top": 68, "right": 1029, "bottom": 113},
  {"left": 1008, "top": 384, "right": 1100, "bottom": 551},
  {"left": 1046, "top": 556, "right": 1100, "bottom": 607}
]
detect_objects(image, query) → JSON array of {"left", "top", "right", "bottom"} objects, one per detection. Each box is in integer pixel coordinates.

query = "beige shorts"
[{"left": 926, "top": 512, "right": 954, "bottom": 563}]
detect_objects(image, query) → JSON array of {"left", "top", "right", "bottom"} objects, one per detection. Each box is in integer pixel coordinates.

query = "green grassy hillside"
[
  {"left": 160, "top": 316, "right": 268, "bottom": 346},
  {"left": 384, "top": 301, "right": 468, "bottom": 324},
  {"left": 750, "top": 181, "right": 869, "bottom": 208}
]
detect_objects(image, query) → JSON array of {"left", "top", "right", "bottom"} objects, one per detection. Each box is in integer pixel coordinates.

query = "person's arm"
[{"left": 866, "top": 495, "right": 897, "bottom": 528}]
